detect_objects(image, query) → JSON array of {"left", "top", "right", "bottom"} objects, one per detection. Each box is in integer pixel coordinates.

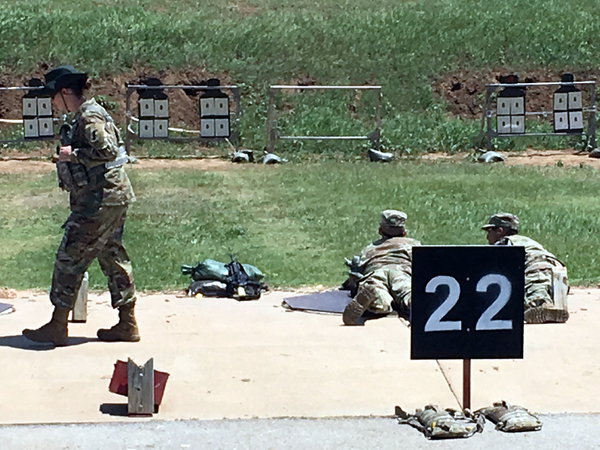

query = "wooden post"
[
  {"left": 128, "top": 358, "right": 154, "bottom": 416},
  {"left": 71, "top": 271, "right": 88, "bottom": 323},
  {"left": 463, "top": 359, "right": 471, "bottom": 411},
  {"left": 265, "top": 89, "right": 276, "bottom": 153}
]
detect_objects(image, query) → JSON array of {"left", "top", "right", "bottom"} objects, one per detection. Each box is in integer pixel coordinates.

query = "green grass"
[
  {"left": 1, "top": 0, "right": 600, "bottom": 153},
  {"left": 1, "top": 161, "right": 600, "bottom": 291}
]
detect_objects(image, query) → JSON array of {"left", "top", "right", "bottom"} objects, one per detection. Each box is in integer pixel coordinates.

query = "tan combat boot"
[
  {"left": 97, "top": 303, "right": 141, "bottom": 342},
  {"left": 524, "top": 304, "right": 569, "bottom": 324},
  {"left": 343, "top": 289, "right": 377, "bottom": 325},
  {"left": 22, "top": 307, "right": 70, "bottom": 346}
]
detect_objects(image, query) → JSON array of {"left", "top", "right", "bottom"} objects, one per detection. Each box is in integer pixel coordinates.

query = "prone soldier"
[
  {"left": 343, "top": 210, "right": 421, "bottom": 325},
  {"left": 482, "top": 213, "right": 569, "bottom": 324}
]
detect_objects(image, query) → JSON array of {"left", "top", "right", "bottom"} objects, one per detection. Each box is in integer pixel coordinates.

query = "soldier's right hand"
[{"left": 58, "top": 145, "right": 72, "bottom": 162}]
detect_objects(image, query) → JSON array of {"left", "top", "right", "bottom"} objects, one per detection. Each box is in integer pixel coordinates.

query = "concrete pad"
[
  {"left": 0, "top": 290, "right": 455, "bottom": 425},
  {"left": 437, "top": 287, "right": 600, "bottom": 413}
]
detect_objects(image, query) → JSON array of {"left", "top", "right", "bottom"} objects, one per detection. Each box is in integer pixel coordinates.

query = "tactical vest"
[
  {"left": 359, "top": 236, "right": 421, "bottom": 274},
  {"left": 497, "top": 234, "right": 564, "bottom": 273}
]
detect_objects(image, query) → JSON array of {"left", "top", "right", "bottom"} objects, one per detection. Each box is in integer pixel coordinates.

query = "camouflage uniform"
[
  {"left": 343, "top": 210, "right": 420, "bottom": 325},
  {"left": 495, "top": 234, "right": 566, "bottom": 309},
  {"left": 355, "top": 235, "right": 420, "bottom": 315},
  {"left": 51, "top": 98, "right": 135, "bottom": 310},
  {"left": 483, "top": 213, "right": 568, "bottom": 323}
]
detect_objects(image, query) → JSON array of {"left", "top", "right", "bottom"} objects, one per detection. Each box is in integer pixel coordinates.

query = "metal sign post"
[
  {"left": 411, "top": 246, "right": 525, "bottom": 411},
  {"left": 463, "top": 359, "right": 471, "bottom": 410},
  {"left": 265, "top": 85, "right": 382, "bottom": 153}
]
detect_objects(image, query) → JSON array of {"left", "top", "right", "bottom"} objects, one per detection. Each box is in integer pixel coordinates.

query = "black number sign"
[{"left": 411, "top": 246, "right": 524, "bottom": 360}]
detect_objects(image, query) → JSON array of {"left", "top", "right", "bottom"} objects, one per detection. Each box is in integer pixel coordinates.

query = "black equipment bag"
[{"left": 225, "top": 256, "right": 262, "bottom": 300}]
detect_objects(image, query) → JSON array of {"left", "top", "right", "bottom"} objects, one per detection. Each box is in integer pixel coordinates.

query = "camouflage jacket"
[
  {"left": 495, "top": 234, "right": 565, "bottom": 273},
  {"left": 358, "top": 236, "right": 421, "bottom": 275},
  {"left": 67, "top": 98, "right": 135, "bottom": 213}
]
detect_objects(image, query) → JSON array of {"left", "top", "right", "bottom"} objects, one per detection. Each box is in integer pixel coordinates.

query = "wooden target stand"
[
  {"left": 68, "top": 273, "right": 171, "bottom": 415},
  {"left": 70, "top": 272, "right": 89, "bottom": 323},
  {"left": 109, "top": 359, "right": 170, "bottom": 416},
  {"left": 69, "top": 273, "right": 169, "bottom": 416},
  {"left": 127, "top": 358, "right": 156, "bottom": 415}
]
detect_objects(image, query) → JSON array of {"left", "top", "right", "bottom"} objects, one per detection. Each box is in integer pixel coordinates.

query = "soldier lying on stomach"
[
  {"left": 482, "top": 212, "right": 569, "bottom": 324},
  {"left": 343, "top": 210, "right": 421, "bottom": 325}
]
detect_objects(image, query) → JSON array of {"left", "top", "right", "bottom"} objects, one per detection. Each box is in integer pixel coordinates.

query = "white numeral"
[
  {"left": 475, "top": 274, "right": 513, "bottom": 331},
  {"left": 424, "top": 276, "right": 462, "bottom": 332},
  {"left": 423, "top": 274, "right": 513, "bottom": 332}
]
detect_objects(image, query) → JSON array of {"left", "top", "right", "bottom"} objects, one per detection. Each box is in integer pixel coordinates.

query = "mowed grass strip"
[{"left": 1, "top": 161, "right": 600, "bottom": 291}]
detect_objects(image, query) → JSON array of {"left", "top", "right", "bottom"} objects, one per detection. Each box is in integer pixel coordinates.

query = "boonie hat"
[
  {"left": 482, "top": 213, "right": 519, "bottom": 232},
  {"left": 38, "top": 65, "right": 87, "bottom": 97}
]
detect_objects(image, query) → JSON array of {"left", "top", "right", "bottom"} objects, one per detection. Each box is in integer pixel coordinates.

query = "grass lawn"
[{"left": 1, "top": 160, "right": 599, "bottom": 291}]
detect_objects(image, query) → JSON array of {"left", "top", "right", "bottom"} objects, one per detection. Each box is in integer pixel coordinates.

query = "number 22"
[{"left": 424, "top": 274, "right": 513, "bottom": 332}]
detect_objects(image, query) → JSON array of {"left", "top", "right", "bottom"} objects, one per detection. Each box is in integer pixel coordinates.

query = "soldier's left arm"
[{"left": 73, "top": 112, "right": 120, "bottom": 162}]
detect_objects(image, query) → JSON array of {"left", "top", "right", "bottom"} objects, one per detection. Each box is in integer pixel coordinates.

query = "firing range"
[{"left": 1, "top": 73, "right": 597, "bottom": 158}]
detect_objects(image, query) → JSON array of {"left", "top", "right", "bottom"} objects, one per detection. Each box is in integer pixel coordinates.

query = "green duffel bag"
[{"left": 181, "top": 259, "right": 264, "bottom": 283}]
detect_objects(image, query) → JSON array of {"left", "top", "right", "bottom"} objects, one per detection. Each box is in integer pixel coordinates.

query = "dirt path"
[
  {"left": 0, "top": 156, "right": 235, "bottom": 174},
  {"left": 418, "top": 149, "right": 599, "bottom": 167},
  {"left": 0, "top": 149, "right": 597, "bottom": 174}
]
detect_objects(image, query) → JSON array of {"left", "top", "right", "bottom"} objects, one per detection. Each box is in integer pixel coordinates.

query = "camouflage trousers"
[
  {"left": 355, "top": 265, "right": 411, "bottom": 315},
  {"left": 524, "top": 267, "right": 555, "bottom": 309},
  {"left": 50, "top": 205, "right": 135, "bottom": 310}
]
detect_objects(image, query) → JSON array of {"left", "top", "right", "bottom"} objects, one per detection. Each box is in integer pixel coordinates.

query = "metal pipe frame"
[
  {"left": 266, "top": 85, "right": 382, "bottom": 153},
  {"left": 487, "top": 81, "right": 595, "bottom": 89},
  {"left": 125, "top": 85, "right": 241, "bottom": 154},
  {"left": 484, "top": 81, "right": 597, "bottom": 151},
  {"left": 270, "top": 85, "right": 382, "bottom": 90},
  {"left": 279, "top": 136, "right": 370, "bottom": 140}
]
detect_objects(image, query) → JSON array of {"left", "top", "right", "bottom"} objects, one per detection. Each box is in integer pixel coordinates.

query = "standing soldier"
[
  {"left": 482, "top": 213, "right": 569, "bottom": 324},
  {"left": 23, "top": 65, "right": 140, "bottom": 345},
  {"left": 343, "top": 210, "right": 421, "bottom": 325}
]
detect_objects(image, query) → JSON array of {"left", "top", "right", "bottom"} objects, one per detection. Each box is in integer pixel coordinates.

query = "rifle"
[
  {"left": 55, "top": 122, "right": 88, "bottom": 190},
  {"left": 341, "top": 255, "right": 363, "bottom": 297},
  {"left": 55, "top": 123, "right": 74, "bottom": 191},
  {"left": 225, "top": 255, "right": 262, "bottom": 300}
]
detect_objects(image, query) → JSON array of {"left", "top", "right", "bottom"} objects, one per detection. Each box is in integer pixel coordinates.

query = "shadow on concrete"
[
  {"left": 355, "top": 312, "right": 390, "bottom": 325},
  {"left": 357, "top": 311, "right": 411, "bottom": 326},
  {"left": 99, "top": 403, "right": 128, "bottom": 417},
  {"left": 100, "top": 403, "right": 158, "bottom": 416},
  {"left": 336, "top": 312, "right": 410, "bottom": 327},
  {"left": 0, "top": 334, "right": 98, "bottom": 350}
]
